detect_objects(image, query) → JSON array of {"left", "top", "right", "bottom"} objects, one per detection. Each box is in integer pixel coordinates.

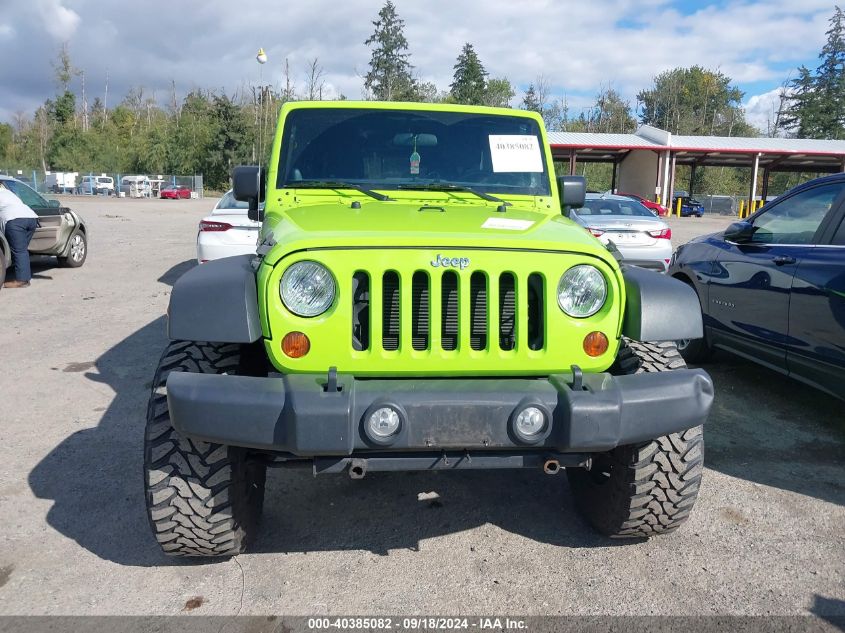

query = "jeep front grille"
[{"left": 351, "top": 269, "right": 545, "bottom": 353}]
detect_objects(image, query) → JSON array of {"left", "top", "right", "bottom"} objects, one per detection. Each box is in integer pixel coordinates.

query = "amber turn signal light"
[
  {"left": 282, "top": 331, "right": 310, "bottom": 358},
  {"left": 583, "top": 331, "right": 609, "bottom": 357}
]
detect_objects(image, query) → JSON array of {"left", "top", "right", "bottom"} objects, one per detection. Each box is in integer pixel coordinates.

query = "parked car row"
[{"left": 11, "top": 172, "right": 195, "bottom": 198}]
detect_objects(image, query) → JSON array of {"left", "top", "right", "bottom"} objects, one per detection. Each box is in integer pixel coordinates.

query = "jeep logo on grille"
[{"left": 431, "top": 254, "right": 470, "bottom": 270}]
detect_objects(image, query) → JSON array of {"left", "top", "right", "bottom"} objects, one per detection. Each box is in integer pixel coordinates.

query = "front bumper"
[{"left": 166, "top": 368, "right": 713, "bottom": 465}]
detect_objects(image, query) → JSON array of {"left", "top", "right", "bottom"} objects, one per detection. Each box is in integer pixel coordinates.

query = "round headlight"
[
  {"left": 280, "top": 261, "right": 336, "bottom": 317},
  {"left": 557, "top": 265, "right": 607, "bottom": 318}
]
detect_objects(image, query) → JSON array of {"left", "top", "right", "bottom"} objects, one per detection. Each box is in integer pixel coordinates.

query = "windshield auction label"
[{"left": 488, "top": 135, "right": 543, "bottom": 172}]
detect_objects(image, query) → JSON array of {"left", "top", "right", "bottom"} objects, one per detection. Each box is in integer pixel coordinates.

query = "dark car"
[
  {"left": 671, "top": 191, "right": 704, "bottom": 217},
  {"left": 670, "top": 174, "right": 845, "bottom": 399}
]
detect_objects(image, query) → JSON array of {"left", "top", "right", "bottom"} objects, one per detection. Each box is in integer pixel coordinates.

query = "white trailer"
[{"left": 45, "top": 171, "right": 78, "bottom": 193}]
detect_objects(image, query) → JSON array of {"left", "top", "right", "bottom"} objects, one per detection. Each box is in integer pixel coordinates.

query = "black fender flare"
[
  {"left": 167, "top": 255, "right": 262, "bottom": 343},
  {"left": 620, "top": 265, "right": 703, "bottom": 342}
]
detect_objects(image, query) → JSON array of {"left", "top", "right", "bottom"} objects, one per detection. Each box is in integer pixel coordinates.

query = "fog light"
[
  {"left": 583, "top": 331, "right": 609, "bottom": 357},
  {"left": 367, "top": 406, "right": 401, "bottom": 439},
  {"left": 516, "top": 407, "right": 546, "bottom": 437},
  {"left": 282, "top": 331, "right": 310, "bottom": 358}
]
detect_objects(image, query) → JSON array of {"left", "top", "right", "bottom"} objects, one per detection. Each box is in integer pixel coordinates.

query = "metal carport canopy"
[{"left": 547, "top": 127, "right": 845, "bottom": 172}]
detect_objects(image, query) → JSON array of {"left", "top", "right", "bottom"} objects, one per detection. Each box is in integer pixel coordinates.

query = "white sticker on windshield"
[
  {"left": 488, "top": 135, "right": 543, "bottom": 173},
  {"left": 481, "top": 217, "right": 534, "bottom": 231}
]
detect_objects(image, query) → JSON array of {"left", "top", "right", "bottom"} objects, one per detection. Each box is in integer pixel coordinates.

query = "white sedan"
[
  {"left": 196, "top": 190, "right": 261, "bottom": 263},
  {"left": 571, "top": 193, "right": 673, "bottom": 273}
]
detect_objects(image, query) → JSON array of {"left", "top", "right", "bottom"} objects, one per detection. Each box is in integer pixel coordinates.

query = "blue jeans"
[{"left": 5, "top": 217, "right": 38, "bottom": 282}]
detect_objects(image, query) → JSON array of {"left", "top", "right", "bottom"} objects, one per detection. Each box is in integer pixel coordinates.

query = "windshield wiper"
[
  {"left": 396, "top": 183, "right": 509, "bottom": 206},
  {"left": 286, "top": 180, "right": 393, "bottom": 201}
]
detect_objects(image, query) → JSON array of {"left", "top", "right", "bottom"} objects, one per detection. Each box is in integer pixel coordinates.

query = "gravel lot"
[{"left": 0, "top": 197, "right": 842, "bottom": 617}]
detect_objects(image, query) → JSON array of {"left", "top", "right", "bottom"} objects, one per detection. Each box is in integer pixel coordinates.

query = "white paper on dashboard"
[
  {"left": 488, "top": 135, "right": 543, "bottom": 172},
  {"left": 481, "top": 217, "right": 535, "bottom": 231}
]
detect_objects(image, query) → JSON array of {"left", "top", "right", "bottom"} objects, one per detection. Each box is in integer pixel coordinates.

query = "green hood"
[{"left": 260, "top": 197, "right": 616, "bottom": 267}]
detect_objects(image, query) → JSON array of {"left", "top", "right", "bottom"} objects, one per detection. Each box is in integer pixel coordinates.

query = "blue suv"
[{"left": 669, "top": 174, "right": 845, "bottom": 400}]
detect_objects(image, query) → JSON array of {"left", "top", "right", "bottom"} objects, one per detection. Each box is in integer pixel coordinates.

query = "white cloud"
[
  {"left": 0, "top": 0, "right": 836, "bottom": 123},
  {"left": 35, "top": 0, "right": 81, "bottom": 41},
  {"left": 744, "top": 87, "right": 792, "bottom": 135}
]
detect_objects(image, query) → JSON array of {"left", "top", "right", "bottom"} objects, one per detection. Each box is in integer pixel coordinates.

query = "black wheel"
[
  {"left": 59, "top": 231, "right": 87, "bottom": 268},
  {"left": 567, "top": 340, "right": 704, "bottom": 538},
  {"left": 145, "top": 341, "right": 266, "bottom": 557},
  {"left": 674, "top": 279, "right": 712, "bottom": 364},
  {"left": 676, "top": 336, "right": 711, "bottom": 364}
]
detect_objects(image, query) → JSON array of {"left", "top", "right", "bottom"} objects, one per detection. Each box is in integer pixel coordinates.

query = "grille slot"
[
  {"left": 382, "top": 271, "right": 400, "bottom": 351},
  {"left": 412, "top": 271, "right": 429, "bottom": 351},
  {"left": 499, "top": 273, "right": 516, "bottom": 350},
  {"left": 470, "top": 272, "right": 487, "bottom": 350},
  {"left": 352, "top": 271, "right": 370, "bottom": 351},
  {"left": 528, "top": 273, "right": 544, "bottom": 351},
  {"left": 441, "top": 271, "right": 459, "bottom": 351}
]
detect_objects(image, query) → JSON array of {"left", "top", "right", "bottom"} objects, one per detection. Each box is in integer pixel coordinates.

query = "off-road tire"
[
  {"left": 144, "top": 340, "right": 266, "bottom": 557},
  {"left": 567, "top": 339, "right": 704, "bottom": 538}
]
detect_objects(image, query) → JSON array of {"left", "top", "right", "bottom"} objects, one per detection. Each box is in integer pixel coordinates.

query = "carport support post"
[
  {"left": 761, "top": 166, "right": 771, "bottom": 203},
  {"left": 749, "top": 153, "right": 760, "bottom": 211},
  {"left": 668, "top": 152, "right": 677, "bottom": 210},
  {"left": 569, "top": 150, "right": 577, "bottom": 176},
  {"left": 611, "top": 159, "right": 618, "bottom": 193}
]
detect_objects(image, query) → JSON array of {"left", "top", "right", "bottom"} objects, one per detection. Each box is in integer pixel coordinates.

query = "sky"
[{"left": 0, "top": 0, "right": 837, "bottom": 134}]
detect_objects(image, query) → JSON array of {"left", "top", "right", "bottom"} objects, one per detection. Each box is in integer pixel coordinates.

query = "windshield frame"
[{"left": 274, "top": 107, "right": 552, "bottom": 198}]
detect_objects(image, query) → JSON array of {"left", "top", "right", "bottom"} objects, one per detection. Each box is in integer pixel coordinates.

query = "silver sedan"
[
  {"left": 570, "top": 193, "right": 673, "bottom": 273},
  {"left": 0, "top": 176, "right": 88, "bottom": 287}
]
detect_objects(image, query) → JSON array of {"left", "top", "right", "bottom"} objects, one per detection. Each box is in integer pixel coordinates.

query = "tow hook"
[
  {"left": 543, "top": 458, "right": 561, "bottom": 475},
  {"left": 349, "top": 459, "right": 367, "bottom": 479}
]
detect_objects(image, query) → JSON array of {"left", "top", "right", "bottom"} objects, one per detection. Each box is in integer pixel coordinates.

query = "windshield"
[
  {"left": 575, "top": 198, "right": 655, "bottom": 217},
  {"left": 276, "top": 108, "right": 551, "bottom": 197}
]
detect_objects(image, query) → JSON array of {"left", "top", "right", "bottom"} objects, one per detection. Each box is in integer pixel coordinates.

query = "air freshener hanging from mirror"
[{"left": 410, "top": 136, "right": 421, "bottom": 175}]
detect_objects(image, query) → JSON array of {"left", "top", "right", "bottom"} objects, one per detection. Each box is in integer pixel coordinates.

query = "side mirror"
[
  {"left": 557, "top": 175, "right": 586, "bottom": 217},
  {"left": 48, "top": 199, "right": 61, "bottom": 208},
  {"left": 233, "top": 165, "right": 266, "bottom": 222},
  {"left": 724, "top": 221, "right": 755, "bottom": 243}
]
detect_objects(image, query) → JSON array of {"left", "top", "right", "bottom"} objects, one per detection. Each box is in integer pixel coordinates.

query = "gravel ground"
[{"left": 0, "top": 197, "right": 842, "bottom": 617}]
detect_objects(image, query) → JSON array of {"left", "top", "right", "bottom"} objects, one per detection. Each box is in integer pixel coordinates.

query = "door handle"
[{"left": 772, "top": 255, "right": 797, "bottom": 266}]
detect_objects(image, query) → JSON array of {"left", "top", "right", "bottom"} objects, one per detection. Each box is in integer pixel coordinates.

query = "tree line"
[{"left": 0, "top": 2, "right": 842, "bottom": 192}]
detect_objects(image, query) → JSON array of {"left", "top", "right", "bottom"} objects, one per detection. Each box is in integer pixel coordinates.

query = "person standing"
[{"left": 0, "top": 180, "right": 39, "bottom": 289}]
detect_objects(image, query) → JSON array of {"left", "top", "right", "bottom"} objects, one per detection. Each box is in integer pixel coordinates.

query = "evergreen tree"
[
  {"left": 363, "top": 1, "right": 417, "bottom": 101},
  {"left": 521, "top": 83, "right": 541, "bottom": 112},
  {"left": 781, "top": 6, "right": 845, "bottom": 138},
  {"left": 449, "top": 43, "right": 488, "bottom": 105}
]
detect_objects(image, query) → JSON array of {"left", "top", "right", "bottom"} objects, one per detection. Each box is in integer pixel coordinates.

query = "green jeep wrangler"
[{"left": 145, "top": 102, "right": 713, "bottom": 557}]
